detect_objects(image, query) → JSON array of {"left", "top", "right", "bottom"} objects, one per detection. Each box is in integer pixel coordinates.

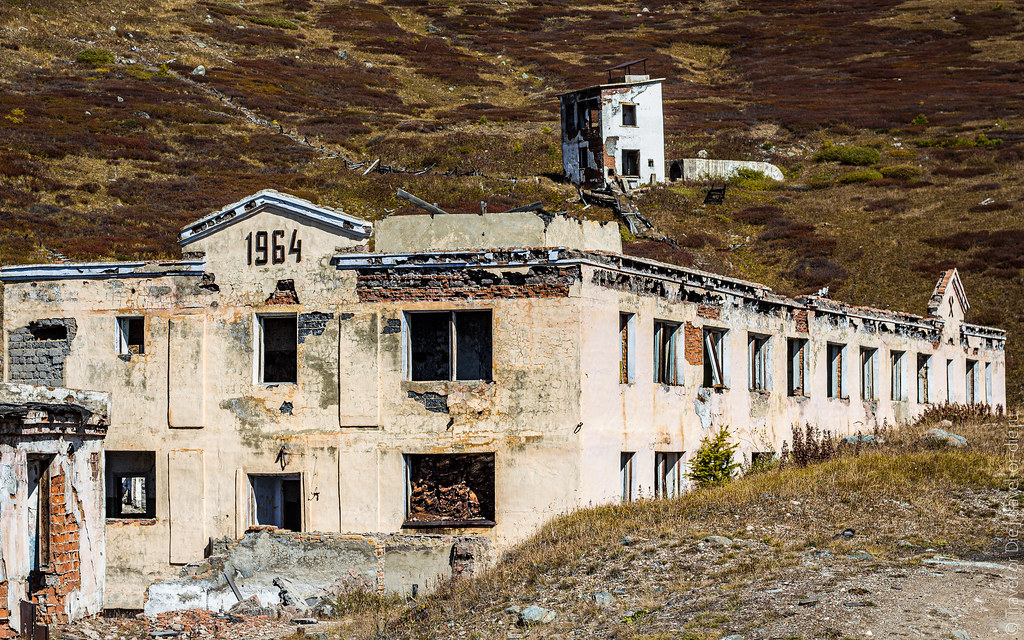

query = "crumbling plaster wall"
[
  {"left": 0, "top": 434, "right": 105, "bottom": 631},
  {"left": 373, "top": 211, "right": 621, "bottom": 254},
  {"left": 601, "top": 82, "right": 665, "bottom": 186},
  {"left": 577, "top": 263, "right": 1005, "bottom": 504}
]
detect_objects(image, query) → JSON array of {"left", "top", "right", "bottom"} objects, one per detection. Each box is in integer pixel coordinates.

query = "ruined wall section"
[
  {"left": 356, "top": 265, "right": 580, "bottom": 303},
  {"left": 8, "top": 318, "right": 77, "bottom": 386}
]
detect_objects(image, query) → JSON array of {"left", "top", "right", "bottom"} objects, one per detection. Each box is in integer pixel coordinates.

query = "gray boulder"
[
  {"left": 705, "top": 535, "right": 733, "bottom": 547},
  {"left": 594, "top": 592, "right": 615, "bottom": 607},
  {"left": 922, "top": 428, "right": 967, "bottom": 447},
  {"left": 518, "top": 605, "right": 556, "bottom": 625}
]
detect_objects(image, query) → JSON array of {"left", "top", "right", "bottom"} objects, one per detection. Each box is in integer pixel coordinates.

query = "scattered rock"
[
  {"left": 337, "top": 50, "right": 348, "bottom": 60},
  {"left": 848, "top": 551, "right": 874, "bottom": 560},
  {"left": 841, "top": 434, "right": 882, "bottom": 445},
  {"left": 290, "top": 618, "right": 318, "bottom": 625},
  {"left": 594, "top": 592, "right": 615, "bottom": 607},
  {"left": 721, "top": 635, "right": 743, "bottom": 640},
  {"left": 426, "top": 24, "right": 441, "bottom": 33},
  {"left": 274, "top": 577, "right": 311, "bottom": 615},
  {"left": 705, "top": 535, "right": 733, "bottom": 547},
  {"left": 922, "top": 428, "right": 967, "bottom": 447},
  {"left": 952, "top": 630, "right": 970, "bottom": 639},
  {"left": 837, "top": 528, "right": 855, "bottom": 539},
  {"left": 518, "top": 605, "right": 556, "bottom": 625},
  {"left": 797, "top": 597, "right": 820, "bottom": 606},
  {"left": 697, "top": 149, "right": 710, "bottom": 158},
  {"left": 505, "top": 605, "right": 520, "bottom": 614},
  {"left": 938, "top": 419, "right": 954, "bottom": 427},
  {"left": 191, "top": 65, "right": 206, "bottom": 76},
  {"left": 895, "top": 539, "right": 914, "bottom": 548}
]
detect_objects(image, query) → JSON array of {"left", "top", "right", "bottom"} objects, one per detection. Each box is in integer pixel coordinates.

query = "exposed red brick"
[
  {"left": 684, "top": 322, "right": 703, "bottom": 366},
  {"left": 697, "top": 305, "right": 721, "bottom": 320},
  {"left": 793, "top": 309, "right": 809, "bottom": 334}
]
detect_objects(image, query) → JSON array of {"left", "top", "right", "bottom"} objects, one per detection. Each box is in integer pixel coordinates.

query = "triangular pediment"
[
  {"left": 927, "top": 268, "right": 969, "bottom": 320},
  {"left": 177, "top": 190, "right": 371, "bottom": 246}
]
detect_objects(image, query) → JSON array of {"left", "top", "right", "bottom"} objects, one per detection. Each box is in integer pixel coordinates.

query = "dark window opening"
[
  {"left": 654, "top": 321, "right": 679, "bottom": 385},
  {"left": 622, "top": 104, "right": 637, "bottom": 126},
  {"left": 29, "top": 323, "right": 67, "bottom": 341},
  {"left": 578, "top": 146, "right": 588, "bottom": 170},
  {"left": 405, "top": 454, "right": 495, "bottom": 526},
  {"left": 621, "top": 452, "right": 635, "bottom": 502},
  {"left": 260, "top": 315, "right": 297, "bottom": 383},
  {"left": 655, "top": 451, "right": 683, "bottom": 498},
  {"left": 117, "top": 316, "right": 145, "bottom": 355},
  {"left": 105, "top": 451, "right": 156, "bottom": 519},
  {"left": 27, "top": 455, "right": 54, "bottom": 573},
  {"left": 703, "top": 328, "right": 727, "bottom": 388},
  {"left": 409, "top": 311, "right": 492, "bottom": 382},
  {"left": 249, "top": 474, "right": 302, "bottom": 531},
  {"left": 623, "top": 150, "right": 640, "bottom": 177},
  {"left": 620, "top": 313, "right": 634, "bottom": 384},
  {"left": 749, "top": 334, "right": 769, "bottom": 391},
  {"left": 966, "top": 359, "right": 978, "bottom": 404},
  {"left": 917, "top": 354, "right": 931, "bottom": 404},
  {"left": 827, "top": 343, "right": 845, "bottom": 399},
  {"left": 787, "top": 338, "right": 807, "bottom": 396}
]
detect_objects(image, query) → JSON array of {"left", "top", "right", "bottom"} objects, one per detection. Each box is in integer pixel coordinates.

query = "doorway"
[
  {"left": 27, "top": 455, "right": 55, "bottom": 576},
  {"left": 248, "top": 474, "right": 301, "bottom": 531}
]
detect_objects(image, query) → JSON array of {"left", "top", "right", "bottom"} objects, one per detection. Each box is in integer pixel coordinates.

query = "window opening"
[
  {"left": 655, "top": 452, "right": 683, "bottom": 498},
  {"left": 105, "top": 451, "right": 156, "bottom": 519},
  {"left": 622, "top": 104, "right": 637, "bottom": 126},
  {"left": 408, "top": 311, "right": 492, "bottom": 382},
  {"left": 827, "top": 343, "right": 845, "bottom": 398},
  {"left": 749, "top": 334, "right": 769, "bottom": 391},
  {"left": 622, "top": 150, "right": 640, "bottom": 177},
  {"left": 577, "top": 146, "right": 588, "bottom": 170},
  {"left": 653, "top": 321, "right": 679, "bottom": 385},
  {"left": 620, "top": 452, "right": 635, "bottom": 502},
  {"left": 787, "top": 338, "right": 807, "bottom": 396},
  {"left": 703, "top": 328, "right": 727, "bottom": 388},
  {"left": 860, "top": 347, "right": 877, "bottom": 400},
  {"left": 259, "top": 315, "right": 297, "bottom": 383},
  {"left": 116, "top": 316, "right": 145, "bottom": 355},
  {"left": 946, "top": 358, "right": 955, "bottom": 403},
  {"left": 985, "top": 362, "right": 992, "bottom": 405},
  {"left": 404, "top": 454, "right": 495, "bottom": 526},
  {"left": 619, "top": 313, "right": 635, "bottom": 384},
  {"left": 27, "top": 455, "right": 54, "bottom": 573},
  {"left": 966, "top": 359, "right": 978, "bottom": 404},
  {"left": 890, "top": 350, "right": 905, "bottom": 401},
  {"left": 249, "top": 474, "right": 302, "bottom": 531},
  {"left": 917, "top": 354, "right": 931, "bottom": 403}
]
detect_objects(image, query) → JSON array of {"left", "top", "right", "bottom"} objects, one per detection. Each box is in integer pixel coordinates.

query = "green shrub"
[
  {"left": 911, "top": 114, "right": 928, "bottom": 125},
  {"left": 813, "top": 145, "right": 880, "bottom": 166},
  {"left": 687, "top": 427, "right": 741, "bottom": 489},
  {"left": 880, "top": 164, "right": 922, "bottom": 180},
  {"left": 246, "top": 15, "right": 299, "bottom": 29},
  {"left": 77, "top": 48, "right": 115, "bottom": 65},
  {"left": 913, "top": 135, "right": 1002, "bottom": 149},
  {"left": 729, "top": 168, "right": 778, "bottom": 191},
  {"left": 837, "top": 169, "right": 883, "bottom": 184},
  {"left": 619, "top": 225, "right": 635, "bottom": 243}
]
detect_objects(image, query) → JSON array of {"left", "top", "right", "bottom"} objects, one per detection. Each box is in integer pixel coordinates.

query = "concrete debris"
[
  {"left": 705, "top": 535, "right": 733, "bottom": 547},
  {"left": 190, "top": 65, "right": 206, "bottom": 76},
  {"left": 274, "top": 577, "right": 312, "bottom": 614},
  {"left": 921, "top": 428, "right": 968, "bottom": 447},
  {"left": 518, "top": 605, "right": 556, "bottom": 625}
]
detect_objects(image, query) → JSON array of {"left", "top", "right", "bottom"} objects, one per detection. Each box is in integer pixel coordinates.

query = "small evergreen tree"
[{"left": 687, "top": 427, "right": 741, "bottom": 489}]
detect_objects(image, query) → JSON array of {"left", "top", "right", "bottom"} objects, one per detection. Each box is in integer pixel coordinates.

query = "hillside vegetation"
[
  {"left": 0, "top": 0, "right": 1022, "bottom": 399},
  {"left": 317, "top": 414, "right": 1017, "bottom": 639}
]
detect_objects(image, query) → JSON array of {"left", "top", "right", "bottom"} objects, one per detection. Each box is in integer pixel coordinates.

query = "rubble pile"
[
  {"left": 407, "top": 455, "right": 493, "bottom": 522},
  {"left": 57, "top": 608, "right": 302, "bottom": 639}
]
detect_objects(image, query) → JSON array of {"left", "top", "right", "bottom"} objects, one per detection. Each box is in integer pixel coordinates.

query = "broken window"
[
  {"left": 985, "top": 362, "right": 993, "bottom": 405},
  {"left": 966, "top": 359, "right": 978, "bottom": 404},
  {"left": 105, "top": 451, "right": 156, "bottom": 519},
  {"left": 622, "top": 104, "right": 637, "bottom": 127},
  {"left": 622, "top": 150, "right": 640, "bottom": 177},
  {"left": 408, "top": 310, "right": 492, "bottom": 382},
  {"left": 258, "top": 315, "right": 297, "bottom": 383},
  {"left": 116, "top": 316, "right": 145, "bottom": 355},
  {"left": 620, "top": 452, "right": 635, "bottom": 503},
  {"left": 827, "top": 343, "right": 845, "bottom": 399},
  {"left": 249, "top": 474, "right": 302, "bottom": 531},
  {"left": 620, "top": 313, "right": 635, "bottom": 384},
  {"left": 653, "top": 321, "right": 679, "bottom": 385},
  {"left": 890, "top": 350, "right": 905, "bottom": 401},
  {"left": 787, "top": 338, "right": 807, "bottom": 396},
  {"left": 703, "top": 328, "right": 727, "bottom": 388},
  {"left": 655, "top": 452, "right": 683, "bottom": 499},
  {"left": 860, "top": 347, "right": 877, "bottom": 400},
  {"left": 917, "top": 354, "right": 931, "bottom": 404},
  {"left": 748, "top": 334, "right": 770, "bottom": 392},
  {"left": 29, "top": 323, "right": 67, "bottom": 341},
  {"left": 404, "top": 454, "right": 495, "bottom": 526},
  {"left": 578, "top": 145, "right": 589, "bottom": 170},
  {"left": 946, "top": 358, "right": 956, "bottom": 403},
  {"left": 27, "top": 455, "right": 53, "bottom": 572}
]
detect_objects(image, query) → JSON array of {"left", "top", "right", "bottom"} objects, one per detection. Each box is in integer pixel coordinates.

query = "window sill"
[
  {"left": 750, "top": 388, "right": 771, "bottom": 395},
  {"left": 257, "top": 381, "right": 297, "bottom": 388},
  {"left": 701, "top": 385, "right": 729, "bottom": 393},
  {"left": 106, "top": 517, "right": 158, "bottom": 525},
  {"left": 402, "top": 519, "right": 496, "bottom": 529}
]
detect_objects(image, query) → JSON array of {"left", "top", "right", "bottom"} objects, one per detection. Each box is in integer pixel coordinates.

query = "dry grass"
[{"left": 309, "top": 413, "right": 1014, "bottom": 640}]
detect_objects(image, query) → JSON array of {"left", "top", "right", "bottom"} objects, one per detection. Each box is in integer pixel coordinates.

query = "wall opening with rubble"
[{"left": 405, "top": 454, "right": 495, "bottom": 526}]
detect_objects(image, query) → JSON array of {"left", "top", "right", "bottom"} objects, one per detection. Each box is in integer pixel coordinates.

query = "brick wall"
[
  {"left": 7, "top": 318, "right": 77, "bottom": 387},
  {"left": 356, "top": 266, "right": 579, "bottom": 302},
  {"left": 697, "top": 305, "right": 720, "bottom": 320},
  {"left": 684, "top": 322, "right": 703, "bottom": 366},
  {"left": 33, "top": 466, "right": 81, "bottom": 626},
  {"left": 0, "top": 580, "right": 13, "bottom": 639},
  {"left": 793, "top": 309, "right": 809, "bottom": 333}
]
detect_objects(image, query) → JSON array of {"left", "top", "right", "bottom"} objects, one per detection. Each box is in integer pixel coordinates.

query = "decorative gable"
[
  {"left": 927, "top": 268, "right": 969, "bottom": 320},
  {"left": 178, "top": 189, "right": 371, "bottom": 246}
]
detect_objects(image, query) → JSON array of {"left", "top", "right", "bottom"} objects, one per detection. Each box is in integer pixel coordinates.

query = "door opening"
[{"left": 248, "top": 474, "right": 302, "bottom": 531}]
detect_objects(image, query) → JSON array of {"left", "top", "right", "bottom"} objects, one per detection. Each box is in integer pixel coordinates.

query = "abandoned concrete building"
[
  {"left": 0, "top": 383, "right": 109, "bottom": 636},
  {"left": 559, "top": 59, "right": 665, "bottom": 189},
  {"left": 0, "top": 189, "right": 1005, "bottom": 617}
]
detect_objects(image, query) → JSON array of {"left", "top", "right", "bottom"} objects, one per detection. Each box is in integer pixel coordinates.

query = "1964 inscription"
[{"left": 245, "top": 229, "right": 302, "bottom": 265}]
